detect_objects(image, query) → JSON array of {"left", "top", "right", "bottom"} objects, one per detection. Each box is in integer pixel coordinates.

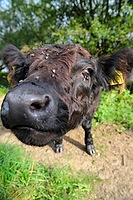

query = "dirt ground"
[{"left": 0, "top": 98, "right": 133, "bottom": 200}]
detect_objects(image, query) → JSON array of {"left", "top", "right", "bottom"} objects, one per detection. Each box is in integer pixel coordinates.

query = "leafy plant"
[
  {"left": 94, "top": 90, "right": 133, "bottom": 129},
  {"left": 0, "top": 1, "right": 132, "bottom": 56}
]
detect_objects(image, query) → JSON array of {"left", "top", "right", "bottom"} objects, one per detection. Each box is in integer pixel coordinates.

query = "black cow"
[{"left": 1, "top": 44, "right": 133, "bottom": 155}]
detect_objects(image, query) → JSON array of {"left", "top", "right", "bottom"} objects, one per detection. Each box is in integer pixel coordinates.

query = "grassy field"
[
  {"left": 0, "top": 143, "right": 99, "bottom": 200},
  {"left": 94, "top": 90, "right": 133, "bottom": 130}
]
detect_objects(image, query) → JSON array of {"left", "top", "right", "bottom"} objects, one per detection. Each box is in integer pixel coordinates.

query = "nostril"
[
  {"left": 30, "top": 102, "right": 45, "bottom": 110},
  {"left": 30, "top": 96, "right": 50, "bottom": 110}
]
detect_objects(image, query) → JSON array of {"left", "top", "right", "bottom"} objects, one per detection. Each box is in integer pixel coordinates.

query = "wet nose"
[{"left": 1, "top": 84, "right": 55, "bottom": 128}]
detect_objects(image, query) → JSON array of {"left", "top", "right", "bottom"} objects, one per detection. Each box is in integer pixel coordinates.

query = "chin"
[{"left": 12, "top": 126, "right": 58, "bottom": 146}]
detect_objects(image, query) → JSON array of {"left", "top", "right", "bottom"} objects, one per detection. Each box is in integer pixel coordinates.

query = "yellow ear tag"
[
  {"left": 7, "top": 66, "right": 16, "bottom": 85},
  {"left": 110, "top": 70, "right": 124, "bottom": 85},
  {"left": 12, "top": 66, "right": 16, "bottom": 70},
  {"left": 7, "top": 72, "right": 12, "bottom": 84}
]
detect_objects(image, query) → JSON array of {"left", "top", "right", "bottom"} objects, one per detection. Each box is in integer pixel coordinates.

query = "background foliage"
[
  {"left": 0, "top": 2, "right": 132, "bottom": 199},
  {"left": 94, "top": 90, "right": 133, "bottom": 130},
  {"left": 0, "top": 0, "right": 132, "bottom": 56}
]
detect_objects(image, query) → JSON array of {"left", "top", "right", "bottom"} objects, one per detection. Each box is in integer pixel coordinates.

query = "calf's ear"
[
  {"left": 2, "top": 44, "right": 28, "bottom": 85},
  {"left": 96, "top": 48, "right": 133, "bottom": 90}
]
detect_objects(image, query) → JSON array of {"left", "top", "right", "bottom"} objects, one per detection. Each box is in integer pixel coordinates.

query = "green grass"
[
  {"left": 0, "top": 72, "right": 10, "bottom": 96},
  {"left": 94, "top": 90, "right": 133, "bottom": 129},
  {"left": 0, "top": 143, "right": 98, "bottom": 200},
  {"left": 0, "top": 86, "right": 9, "bottom": 96}
]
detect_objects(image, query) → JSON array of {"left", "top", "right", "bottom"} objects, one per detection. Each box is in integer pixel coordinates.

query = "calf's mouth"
[{"left": 11, "top": 125, "right": 61, "bottom": 146}]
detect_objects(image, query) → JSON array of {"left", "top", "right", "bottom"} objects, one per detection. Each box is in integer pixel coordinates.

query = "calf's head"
[
  {"left": 1, "top": 44, "right": 97, "bottom": 146},
  {"left": 1, "top": 44, "right": 133, "bottom": 154}
]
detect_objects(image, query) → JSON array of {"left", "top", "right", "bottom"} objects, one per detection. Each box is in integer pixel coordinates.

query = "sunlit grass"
[
  {"left": 0, "top": 86, "right": 8, "bottom": 96},
  {"left": 0, "top": 143, "right": 99, "bottom": 200},
  {"left": 94, "top": 90, "right": 133, "bottom": 129}
]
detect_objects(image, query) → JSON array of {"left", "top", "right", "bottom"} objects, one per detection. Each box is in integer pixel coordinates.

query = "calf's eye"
[{"left": 82, "top": 68, "right": 93, "bottom": 80}]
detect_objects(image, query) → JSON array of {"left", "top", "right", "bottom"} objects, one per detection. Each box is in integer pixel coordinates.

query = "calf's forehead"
[{"left": 27, "top": 44, "right": 92, "bottom": 73}]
